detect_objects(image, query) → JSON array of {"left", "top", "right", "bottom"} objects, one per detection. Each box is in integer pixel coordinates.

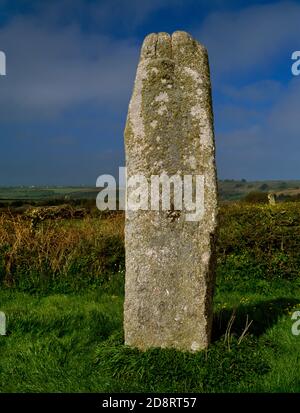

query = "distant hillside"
[
  {"left": 218, "top": 180, "right": 300, "bottom": 201},
  {"left": 1, "top": 180, "right": 300, "bottom": 204},
  {"left": 0, "top": 186, "right": 100, "bottom": 202}
]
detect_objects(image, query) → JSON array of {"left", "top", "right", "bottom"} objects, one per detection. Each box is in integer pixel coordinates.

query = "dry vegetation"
[{"left": 0, "top": 212, "right": 124, "bottom": 291}]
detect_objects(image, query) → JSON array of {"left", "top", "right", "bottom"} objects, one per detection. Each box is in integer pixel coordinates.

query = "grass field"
[
  {"left": 0, "top": 277, "right": 299, "bottom": 392},
  {"left": 0, "top": 202, "right": 300, "bottom": 392}
]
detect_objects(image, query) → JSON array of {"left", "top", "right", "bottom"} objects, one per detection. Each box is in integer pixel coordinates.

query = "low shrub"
[{"left": 1, "top": 202, "right": 300, "bottom": 292}]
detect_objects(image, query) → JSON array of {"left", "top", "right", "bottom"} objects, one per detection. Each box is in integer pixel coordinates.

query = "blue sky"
[{"left": 0, "top": 0, "right": 299, "bottom": 185}]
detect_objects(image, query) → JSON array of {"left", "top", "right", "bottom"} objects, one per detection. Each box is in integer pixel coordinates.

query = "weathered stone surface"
[{"left": 124, "top": 31, "right": 218, "bottom": 351}]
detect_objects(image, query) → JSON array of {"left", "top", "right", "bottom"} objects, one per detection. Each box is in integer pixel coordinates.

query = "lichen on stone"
[{"left": 124, "top": 31, "right": 218, "bottom": 352}]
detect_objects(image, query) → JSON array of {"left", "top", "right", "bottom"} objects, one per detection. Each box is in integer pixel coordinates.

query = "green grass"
[
  {"left": 0, "top": 289, "right": 124, "bottom": 392},
  {"left": 0, "top": 274, "right": 299, "bottom": 392}
]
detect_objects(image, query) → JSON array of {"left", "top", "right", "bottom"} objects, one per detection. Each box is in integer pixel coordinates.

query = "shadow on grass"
[{"left": 212, "top": 297, "right": 300, "bottom": 342}]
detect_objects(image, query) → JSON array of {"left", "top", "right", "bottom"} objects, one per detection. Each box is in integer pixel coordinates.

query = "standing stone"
[
  {"left": 268, "top": 193, "right": 276, "bottom": 205},
  {"left": 124, "top": 31, "right": 218, "bottom": 351}
]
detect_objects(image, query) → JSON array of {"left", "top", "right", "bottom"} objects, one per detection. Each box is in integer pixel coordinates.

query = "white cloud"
[{"left": 0, "top": 15, "right": 140, "bottom": 121}]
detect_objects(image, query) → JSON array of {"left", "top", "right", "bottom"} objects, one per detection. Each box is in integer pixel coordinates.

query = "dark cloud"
[
  {"left": 198, "top": 1, "right": 300, "bottom": 76},
  {"left": 192, "top": 1, "right": 300, "bottom": 179},
  {"left": 216, "top": 77, "right": 300, "bottom": 179},
  {"left": 0, "top": 0, "right": 300, "bottom": 184}
]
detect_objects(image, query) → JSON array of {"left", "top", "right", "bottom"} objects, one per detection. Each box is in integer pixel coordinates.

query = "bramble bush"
[
  {"left": 0, "top": 202, "right": 300, "bottom": 292},
  {"left": 0, "top": 213, "right": 124, "bottom": 293},
  {"left": 218, "top": 203, "right": 300, "bottom": 283}
]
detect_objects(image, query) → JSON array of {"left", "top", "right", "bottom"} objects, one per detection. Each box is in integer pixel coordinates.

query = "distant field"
[
  {"left": 1, "top": 180, "right": 300, "bottom": 203},
  {"left": 0, "top": 187, "right": 100, "bottom": 202},
  {"left": 219, "top": 180, "right": 300, "bottom": 201}
]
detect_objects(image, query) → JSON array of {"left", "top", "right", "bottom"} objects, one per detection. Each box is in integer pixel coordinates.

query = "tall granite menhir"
[{"left": 124, "top": 31, "right": 218, "bottom": 351}]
